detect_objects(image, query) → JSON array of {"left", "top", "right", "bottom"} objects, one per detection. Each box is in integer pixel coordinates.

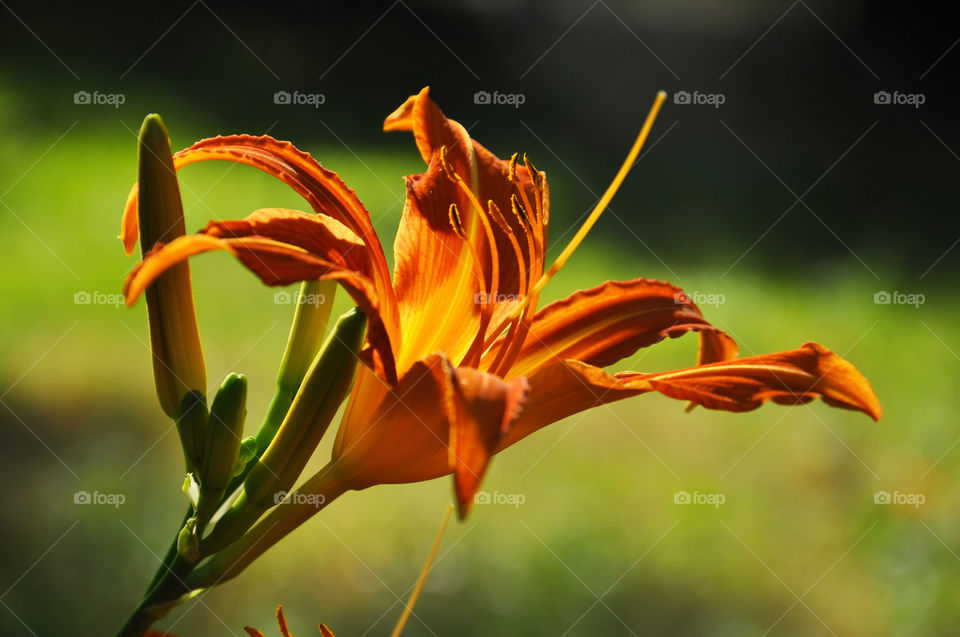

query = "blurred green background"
[{"left": 1, "top": 1, "right": 958, "bottom": 635}]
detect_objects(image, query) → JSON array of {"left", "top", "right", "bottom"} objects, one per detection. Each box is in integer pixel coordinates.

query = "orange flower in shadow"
[{"left": 122, "top": 88, "right": 880, "bottom": 518}]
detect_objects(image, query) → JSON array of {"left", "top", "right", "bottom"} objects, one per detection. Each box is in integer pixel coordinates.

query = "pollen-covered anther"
[
  {"left": 509, "top": 193, "right": 529, "bottom": 229},
  {"left": 448, "top": 203, "right": 466, "bottom": 239},
  {"left": 508, "top": 152, "right": 520, "bottom": 182},
  {"left": 438, "top": 145, "right": 458, "bottom": 183}
]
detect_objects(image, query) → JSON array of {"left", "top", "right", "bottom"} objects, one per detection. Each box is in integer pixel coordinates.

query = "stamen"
[
  {"left": 440, "top": 146, "right": 504, "bottom": 368},
  {"left": 508, "top": 152, "right": 520, "bottom": 183},
  {"left": 521, "top": 91, "right": 666, "bottom": 310},
  {"left": 389, "top": 506, "right": 454, "bottom": 637},
  {"left": 488, "top": 200, "right": 527, "bottom": 298},
  {"left": 508, "top": 194, "right": 538, "bottom": 298},
  {"left": 462, "top": 201, "right": 527, "bottom": 368},
  {"left": 509, "top": 193, "right": 529, "bottom": 228},
  {"left": 448, "top": 203, "right": 465, "bottom": 239},
  {"left": 512, "top": 167, "right": 544, "bottom": 282}
]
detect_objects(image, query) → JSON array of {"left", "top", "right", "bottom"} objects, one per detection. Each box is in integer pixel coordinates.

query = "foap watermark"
[
  {"left": 873, "top": 90, "right": 925, "bottom": 108},
  {"left": 874, "top": 490, "right": 925, "bottom": 508},
  {"left": 474, "top": 490, "right": 526, "bottom": 508},
  {"left": 674, "top": 290, "right": 725, "bottom": 308},
  {"left": 474, "top": 291, "right": 524, "bottom": 305},
  {"left": 74, "top": 291, "right": 124, "bottom": 307},
  {"left": 473, "top": 90, "right": 525, "bottom": 108},
  {"left": 73, "top": 90, "right": 125, "bottom": 108},
  {"left": 74, "top": 490, "right": 126, "bottom": 508},
  {"left": 273, "top": 90, "right": 326, "bottom": 108},
  {"left": 673, "top": 90, "right": 725, "bottom": 108},
  {"left": 873, "top": 290, "right": 925, "bottom": 308},
  {"left": 274, "top": 290, "right": 327, "bottom": 306},
  {"left": 674, "top": 490, "right": 725, "bottom": 508},
  {"left": 274, "top": 490, "right": 327, "bottom": 508}
]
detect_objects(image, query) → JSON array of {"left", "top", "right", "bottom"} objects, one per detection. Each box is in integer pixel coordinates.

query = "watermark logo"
[
  {"left": 873, "top": 91, "right": 924, "bottom": 108},
  {"left": 274, "top": 290, "right": 327, "bottom": 306},
  {"left": 873, "top": 290, "right": 925, "bottom": 308},
  {"left": 673, "top": 90, "right": 725, "bottom": 108},
  {"left": 273, "top": 90, "right": 326, "bottom": 108},
  {"left": 474, "top": 291, "right": 524, "bottom": 305},
  {"left": 274, "top": 490, "right": 327, "bottom": 508},
  {"left": 674, "top": 290, "right": 725, "bottom": 308},
  {"left": 473, "top": 490, "right": 526, "bottom": 508},
  {"left": 73, "top": 90, "right": 125, "bottom": 108},
  {"left": 874, "top": 490, "right": 924, "bottom": 508},
  {"left": 473, "top": 90, "right": 525, "bottom": 108},
  {"left": 74, "top": 490, "right": 126, "bottom": 508},
  {"left": 74, "top": 291, "right": 124, "bottom": 307},
  {"left": 674, "top": 490, "right": 725, "bottom": 508}
]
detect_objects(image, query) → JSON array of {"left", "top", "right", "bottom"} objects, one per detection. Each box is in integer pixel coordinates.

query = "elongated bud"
[
  {"left": 205, "top": 309, "right": 366, "bottom": 549},
  {"left": 277, "top": 280, "right": 337, "bottom": 397},
  {"left": 197, "top": 374, "right": 247, "bottom": 522},
  {"left": 252, "top": 280, "right": 337, "bottom": 456},
  {"left": 176, "top": 390, "right": 208, "bottom": 472},
  {"left": 137, "top": 114, "right": 207, "bottom": 418}
]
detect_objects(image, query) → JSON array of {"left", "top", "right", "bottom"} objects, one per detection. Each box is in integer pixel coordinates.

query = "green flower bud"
[
  {"left": 196, "top": 373, "right": 247, "bottom": 523},
  {"left": 137, "top": 114, "right": 207, "bottom": 418},
  {"left": 204, "top": 308, "right": 365, "bottom": 550}
]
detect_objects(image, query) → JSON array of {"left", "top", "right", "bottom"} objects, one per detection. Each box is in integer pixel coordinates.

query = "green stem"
[
  {"left": 114, "top": 555, "right": 196, "bottom": 637},
  {"left": 143, "top": 505, "right": 194, "bottom": 596},
  {"left": 188, "top": 466, "right": 349, "bottom": 589}
]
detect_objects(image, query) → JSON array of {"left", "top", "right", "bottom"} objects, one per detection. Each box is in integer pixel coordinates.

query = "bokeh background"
[{"left": 2, "top": 1, "right": 958, "bottom": 635}]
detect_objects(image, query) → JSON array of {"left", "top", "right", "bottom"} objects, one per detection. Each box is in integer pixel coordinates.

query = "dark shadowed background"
[{"left": 1, "top": 1, "right": 958, "bottom": 636}]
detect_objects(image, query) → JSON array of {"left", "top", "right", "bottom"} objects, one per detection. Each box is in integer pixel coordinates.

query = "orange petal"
[
  {"left": 120, "top": 182, "right": 139, "bottom": 256},
  {"left": 386, "top": 89, "right": 547, "bottom": 364},
  {"left": 384, "top": 87, "right": 472, "bottom": 167},
  {"left": 393, "top": 155, "right": 484, "bottom": 371},
  {"left": 331, "top": 354, "right": 528, "bottom": 517},
  {"left": 202, "top": 208, "right": 369, "bottom": 273},
  {"left": 123, "top": 210, "right": 397, "bottom": 383},
  {"left": 448, "top": 368, "right": 528, "bottom": 518},
  {"left": 502, "top": 343, "right": 880, "bottom": 449},
  {"left": 331, "top": 356, "right": 455, "bottom": 489},
  {"left": 635, "top": 342, "right": 882, "bottom": 419},
  {"left": 120, "top": 135, "right": 398, "bottom": 337},
  {"left": 487, "top": 278, "right": 738, "bottom": 379}
]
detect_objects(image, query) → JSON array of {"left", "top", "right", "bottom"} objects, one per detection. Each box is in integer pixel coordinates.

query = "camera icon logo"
[
  {"left": 474, "top": 90, "right": 491, "bottom": 105},
  {"left": 274, "top": 291, "right": 292, "bottom": 304},
  {"left": 473, "top": 490, "right": 491, "bottom": 504},
  {"left": 874, "top": 490, "right": 891, "bottom": 504},
  {"left": 673, "top": 291, "right": 690, "bottom": 305},
  {"left": 673, "top": 91, "right": 691, "bottom": 104},
  {"left": 74, "top": 91, "right": 91, "bottom": 105},
  {"left": 274, "top": 91, "right": 292, "bottom": 105},
  {"left": 74, "top": 291, "right": 92, "bottom": 304},
  {"left": 274, "top": 490, "right": 288, "bottom": 505},
  {"left": 74, "top": 490, "right": 92, "bottom": 504},
  {"left": 874, "top": 91, "right": 891, "bottom": 105},
  {"left": 673, "top": 490, "right": 691, "bottom": 504},
  {"left": 873, "top": 291, "right": 891, "bottom": 305}
]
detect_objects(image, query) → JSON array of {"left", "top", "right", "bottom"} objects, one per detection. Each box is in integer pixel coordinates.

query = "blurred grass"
[{"left": 1, "top": 103, "right": 958, "bottom": 637}]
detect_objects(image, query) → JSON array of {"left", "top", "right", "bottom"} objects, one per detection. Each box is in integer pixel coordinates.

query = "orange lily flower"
[{"left": 121, "top": 88, "right": 880, "bottom": 520}]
